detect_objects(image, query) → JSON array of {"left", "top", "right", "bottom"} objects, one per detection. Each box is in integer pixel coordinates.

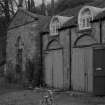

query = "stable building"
[
  {"left": 42, "top": 5, "right": 105, "bottom": 96},
  {"left": 6, "top": 8, "right": 50, "bottom": 83},
  {"left": 70, "top": 6, "right": 105, "bottom": 95},
  {"left": 6, "top": 3, "right": 105, "bottom": 96},
  {"left": 42, "top": 15, "right": 72, "bottom": 89}
]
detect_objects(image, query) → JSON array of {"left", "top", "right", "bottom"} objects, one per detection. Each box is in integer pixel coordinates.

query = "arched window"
[
  {"left": 78, "top": 8, "right": 92, "bottom": 30},
  {"left": 15, "top": 36, "right": 24, "bottom": 73},
  {"left": 50, "top": 17, "right": 60, "bottom": 36}
]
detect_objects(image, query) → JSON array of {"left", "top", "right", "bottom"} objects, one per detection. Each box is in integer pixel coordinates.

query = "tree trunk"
[{"left": 4, "top": 0, "right": 10, "bottom": 24}]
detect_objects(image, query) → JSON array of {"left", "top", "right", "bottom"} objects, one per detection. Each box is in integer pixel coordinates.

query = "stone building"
[
  {"left": 42, "top": 15, "right": 72, "bottom": 89},
  {"left": 6, "top": 2, "right": 105, "bottom": 96},
  {"left": 42, "top": 5, "right": 105, "bottom": 96},
  {"left": 6, "top": 8, "right": 50, "bottom": 84},
  {"left": 0, "top": 17, "right": 7, "bottom": 76}
]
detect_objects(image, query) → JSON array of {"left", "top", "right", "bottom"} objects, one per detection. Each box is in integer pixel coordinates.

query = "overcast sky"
[{"left": 35, "top": 0, "right": 57, "bottom": 6}]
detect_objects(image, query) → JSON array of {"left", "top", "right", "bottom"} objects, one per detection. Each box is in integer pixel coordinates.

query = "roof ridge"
[{"left": 18, "top": 7, "right": 49, "bottom": 19}]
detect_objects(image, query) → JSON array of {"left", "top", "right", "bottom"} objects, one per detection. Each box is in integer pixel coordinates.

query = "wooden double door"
[
  {"left": 93, "top": 48, "right": 105, "bottom": 96},
  {"left": 44, "top": 49, "right": 64, "bottom": 89}
]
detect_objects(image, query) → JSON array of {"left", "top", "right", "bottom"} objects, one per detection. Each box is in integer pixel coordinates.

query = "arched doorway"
[
  {"left": 72, "top": 35, "right": 96, "bottom": 92},
  {"left": 44, "top": 40, "right": 64, "bottom": 89}
]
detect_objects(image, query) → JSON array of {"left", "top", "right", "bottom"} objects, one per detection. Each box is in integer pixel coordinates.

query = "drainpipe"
[
  {"left": 40, "top": 32, "right": 43, "bottom": 87},
  {"left": 69, "top": 29, "right": 72, "bottom": 90},
  {"left": 99, "top": 19, "right": 102, "bottom": 44}
]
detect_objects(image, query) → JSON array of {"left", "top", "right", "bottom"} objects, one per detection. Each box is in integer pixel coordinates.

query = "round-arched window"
[
  {"left": 50, "top": 17, "right": 60, "bottom": 36},
  {"left": 78, "top": 8, "right": 92, "bottom": 30}
]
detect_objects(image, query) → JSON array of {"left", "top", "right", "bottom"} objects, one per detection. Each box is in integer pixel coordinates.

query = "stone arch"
[
  {"left": 74, "top": 34, "right": 97, "bottom": 46},
  {"left": 46, "top": 39, "right": 62, "bottom": 50}
]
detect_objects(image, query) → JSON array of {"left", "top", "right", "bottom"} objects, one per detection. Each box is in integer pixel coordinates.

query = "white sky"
[
  {"left": 35, "top": 0, "right": 57, "bottom": 6},
  {"left": 16, "top": 0, "right": 57, "bottom": 7}
]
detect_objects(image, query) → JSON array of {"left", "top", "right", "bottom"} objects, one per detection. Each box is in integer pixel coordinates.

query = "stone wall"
[{"left": 6, "top": 22, "right": 41, "bottom": 85}]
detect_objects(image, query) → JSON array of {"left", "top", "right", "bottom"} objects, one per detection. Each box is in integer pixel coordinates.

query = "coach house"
[{"left": 42, "top": 5, "right": 105, "bottom": 96}]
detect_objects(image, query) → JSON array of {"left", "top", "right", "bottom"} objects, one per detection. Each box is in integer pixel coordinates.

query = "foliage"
[
  {"left": 31, "top": 0, "right": 98, "bottom": 15},
  {"left": 0, "top": 0, "right": 36, "bottom": 25}
]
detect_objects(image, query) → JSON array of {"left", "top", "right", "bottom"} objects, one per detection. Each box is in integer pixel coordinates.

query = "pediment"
[{"left": 9, "top": 9, "right": 36, "bottom": 29}]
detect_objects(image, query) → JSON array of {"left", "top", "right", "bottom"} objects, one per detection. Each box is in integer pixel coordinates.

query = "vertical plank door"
[
  {"left": 53, "top": 50, "right": 64, "bottom": 88},
  {"left": 44, "top": 50, "right": 64, "bottom": 89},
  {"left": 93, "top": 49, "right": 105, "bottom": 96},
  {"left": 44, "top": 52, "right": 53, "bottom": 87}
]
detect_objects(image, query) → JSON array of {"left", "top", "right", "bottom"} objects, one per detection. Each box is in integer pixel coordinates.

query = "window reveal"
[
  {"left": 78, "top": 8, "right": 92, "bottom": 30},
  {"left": 50, "top": 17, "right": 60, "bottom": 36},
  {"left": 15, "top": 36, "right": 24, "bottom": 73},
  {"left": 79, "top": 15, "right": 92, "bottom": 30}
]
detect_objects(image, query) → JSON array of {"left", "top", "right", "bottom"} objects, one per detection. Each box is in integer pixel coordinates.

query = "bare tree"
[
  {"left": 18, "top": 0, "right": 24, "bottom": 7},
  {"left": 0, "top": 0, "right": 33, "bottom": 23},
  {"left": 27, "top": 0, "right": 35, "bottom": 12},
  {"left": 4, "top": 0, "right": 10, "bottom": 23}
]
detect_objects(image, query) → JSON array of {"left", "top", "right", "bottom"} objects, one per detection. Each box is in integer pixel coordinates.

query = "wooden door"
[
  {"left": 93, "top": 49, "right": 105, "bottom": 96},
  {"left": 72, "top": 48, "right": 85, "bottom": 91},
  {"left": 44, "top": 50, "right": 64, "bottom": 89},
  {"left": 53, "top": 50, "right": 63, "bottom": 88},
  {"left": 72, "top": 48, "right": 93, "bottom": 92},
  {"left": 44, "top": 52, "right": 53, "bottom": 87}
]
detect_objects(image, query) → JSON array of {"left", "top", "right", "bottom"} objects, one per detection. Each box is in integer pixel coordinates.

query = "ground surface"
[{"left": 0, "top": 88, "right": 105, "bottom": 105}]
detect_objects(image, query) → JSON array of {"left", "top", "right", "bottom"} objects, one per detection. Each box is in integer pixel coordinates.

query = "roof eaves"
[
  {"left": 59, "top": 24, "right": 77, "bottom": 31},
  {"left": 92, "top": 17, "right": 105, "bottom": 23},
  {"left": 92, "top": 10, "right": 105, "bottom": 22},
  {"left": 19, "top": 7, "right": 50, "bottom": 20}
]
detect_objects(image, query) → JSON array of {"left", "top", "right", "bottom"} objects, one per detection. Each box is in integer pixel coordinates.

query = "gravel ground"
[{"left": 0, "top": 89, "right": 105, "bottom": 105}]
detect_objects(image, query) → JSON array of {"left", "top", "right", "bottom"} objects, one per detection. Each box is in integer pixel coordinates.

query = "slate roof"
[
  {"left": 36, "top": 0, "right": 105, "bottom": 33},
  {"left": 42, "top": 5, "right": 88, "bottom": 32},
  {"left": 41, "top": 17, "right": 51, "bottom": 33},
  {"left": 57, "top": 0, "right": 105, "bottom": 29},
  {"left": 93, "top": 10, "right": 105, "bottom": 21},
  {"left": 59, "top": 5, "right": 83, "bottom": 17},
  {"left": 41, "top": 15, "right": 72, "bottom": 33},
  {"left": 85, "top": 0, "right": 105, "bottom": 21},
  {"left": 34, "top": 15, "right": 51, "bottom": 32},
  {"left": 8, "top": 8, "right": 51, "bottom": 32},
  {"left": 62, "top": 16, "right": 77, "bottom": 28},
  {"left": 9, "top": 1, "right": 105, "bottom": 33},
  {"left": 87, "top": 0, "right": 105, "bottom": 8},
  {"left": 59, "top": 1, "right": 105, "bottom": 29},
  {"left": 42, "top": 2, "right": 105, "bottom": 32},
  {"left": 59, "top": 5, "right": 83, "bottom": 28}
]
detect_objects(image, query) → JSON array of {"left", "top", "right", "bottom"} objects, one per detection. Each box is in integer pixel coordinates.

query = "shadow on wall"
[
  {"left": 4, "top": 55, "right": 42, "bottom": 89},
  {"left": 25, "top": 57, "right": 42, "bottom": 88}
]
